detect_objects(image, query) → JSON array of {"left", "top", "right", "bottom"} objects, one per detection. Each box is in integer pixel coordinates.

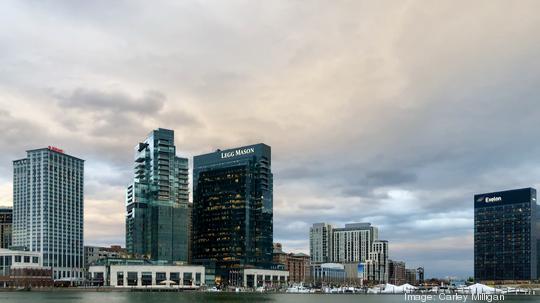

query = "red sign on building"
[{"left": 48, "top": 146, "right": 64, "bottom": 154}]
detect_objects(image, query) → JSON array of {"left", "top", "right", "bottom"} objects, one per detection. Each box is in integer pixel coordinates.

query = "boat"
[
  {"left": 286, "top": 283, "right": 312, "bottom": 293},
  {"left": 206, "top": 286, "right": 221, "bottom": 292}
]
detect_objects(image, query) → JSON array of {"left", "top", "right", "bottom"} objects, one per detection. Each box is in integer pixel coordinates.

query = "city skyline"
[{"left": 2, "top": 1, "right": 540, "bottom": 279}]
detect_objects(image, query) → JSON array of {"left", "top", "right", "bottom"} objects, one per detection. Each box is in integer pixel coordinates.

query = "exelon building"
[
  {"left": 192, "top": 144, "right": 273, "bottom": 283},
  {"left": 474, "top": 188, "right": 540, "bottom": 282}
]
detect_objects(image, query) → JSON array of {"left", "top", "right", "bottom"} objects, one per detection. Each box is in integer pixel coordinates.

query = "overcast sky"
[{"left": 1, "top": 0, "right": 540, "bottom": 278}]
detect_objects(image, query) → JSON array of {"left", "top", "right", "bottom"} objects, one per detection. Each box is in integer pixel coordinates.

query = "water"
[{"left": 0, "top": 292, "right": 538, "bottom": 303}]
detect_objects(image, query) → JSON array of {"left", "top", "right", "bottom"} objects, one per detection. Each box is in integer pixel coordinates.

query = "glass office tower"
[
  {"left": 192, "top": 144, "right": 273, "bottom": 281},
  {"left": 125, "top": 128, "right": 189, "bottom": 263},
  {"left": 13, "top": 147, "right": 84, "bottom": 281},
  {"left": 474, "top": 187, "right": 539, "bottom": 282}
]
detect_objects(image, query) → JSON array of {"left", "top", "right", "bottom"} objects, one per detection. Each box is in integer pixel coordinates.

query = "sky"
[{"left": 1, "top": 0, "right": 540, "bottom": 279}]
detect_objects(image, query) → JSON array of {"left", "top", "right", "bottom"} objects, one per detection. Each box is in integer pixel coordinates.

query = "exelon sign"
[
  {"left": 220, "top": 147, "right": 255, "bottom": 159},
  {"left": 484, "top": 196, "right": 502, "bottom": 203}
]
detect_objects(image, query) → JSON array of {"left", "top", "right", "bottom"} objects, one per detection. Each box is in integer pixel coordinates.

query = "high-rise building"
[
  {"left": 309, "top": 223, "right": 333, "bottom": 264},
  {"left": 474, "top": 187, "right": 539, "bottom": 282},
  {"left": 310, "top": 222, "right": 379, "bottom": 264},
  {"left": 13, "top": 147, "right": 84, "bottom": 281},
  {"left": 332, "top": 223, "right": 378, "bottom": 263},
  {"left": 192, "top": 144, "right": 273, "bottom": 281},
  {"left": 366, "top": 240, "right": 389, "bottom": 283},
  {"left": 125, "top": 128, "right": 189, "bottom": 263},
  {"left": 0, "top": 207, "right": 12, "bottom": 249}
]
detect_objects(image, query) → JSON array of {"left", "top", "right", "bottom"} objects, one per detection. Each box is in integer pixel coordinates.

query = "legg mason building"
[
  {"left": 192, "top": 144, "right": 273, "bottom": 285},
  {"left": 474, "top": 187, "right": 540, "bottom": 282}
]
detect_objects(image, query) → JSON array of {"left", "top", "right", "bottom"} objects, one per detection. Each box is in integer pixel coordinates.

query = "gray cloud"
[
  {"left": 1, "top": 0, "right": 540, "bottom": 278},
  {"left": 58, "top": 88, "right": 165, "bottom": 114}
]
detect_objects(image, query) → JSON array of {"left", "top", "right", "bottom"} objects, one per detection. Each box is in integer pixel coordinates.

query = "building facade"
[
  {"left": 365, "top": 240, "right": 389, "bottom": 284},
  {"left": 474, "top": 188, "right": 539, "bottom": 282},
  {"left": 192, "top": 144, "right": 273, "bottom": 283},
  {"left": 310, "top": 263, "right": 346, "bottom": 284},
  {"left": 13, "top": 147, "right": 84, "bottom": 281},
  {"left": 0, "top": 207, "right": 12, "bottom": 249},
  {"left": 125, "top": 128, "right": 190, "bottom": 263},
  {"left": 310, "top": 222, "right": 380, "bottom": 264},
  {"left": 0, "top": 248, "right": 53, "bottom": 288},
  {"left": 405, "top": 269, "right": 417, "bottom": 285},
  {"left": 388, "top": 260, "right": 406, "bottom": 285},
  {"left": 309, "top": 223, "right": 333, "bottom": 264},
  {"left": 84, "top": 245, "right": 129, "bottom": 267},
  {"left": 331, "top": 223, "right": 378, "bottom": 263},
  {"left": 343, "top": 262, "right": 366, "bottom": 286},
  {"left": 272, "top": 243, "right": 310, "bottom": 283},
  {"left": 88, "top": 263, "right": 205, "bottom": 288}
]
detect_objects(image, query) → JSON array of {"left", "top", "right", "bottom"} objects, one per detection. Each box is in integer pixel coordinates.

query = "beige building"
[{"left": 88, "top": 264, "right": 205, "bottom": 288}]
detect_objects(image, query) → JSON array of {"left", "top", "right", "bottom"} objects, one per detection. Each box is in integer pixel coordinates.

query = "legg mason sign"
[{"left": 220, "top": 147, "right": 255, "bottom": 159}]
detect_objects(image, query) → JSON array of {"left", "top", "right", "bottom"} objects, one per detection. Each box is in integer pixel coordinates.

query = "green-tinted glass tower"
[{"left": 126, "top": 128, "right": 189, "bottom": 263}]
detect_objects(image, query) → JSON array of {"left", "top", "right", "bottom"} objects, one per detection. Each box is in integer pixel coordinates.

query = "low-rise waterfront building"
[
  {"left": 88, "top": 261, "right": 205, "bottom": 288},
  {"left": 310, "top": 263, "right": 346, "bottom": 285},
  {"left": 238, "top": 268, "right": 289, "bottom": 288},
  {"left": 0, "top": 248, "right": 53, "bottom": 288}
]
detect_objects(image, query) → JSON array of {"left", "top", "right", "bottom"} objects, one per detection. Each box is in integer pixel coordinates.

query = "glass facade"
[
  {"left": 0, "top": 207, "right": 12, "bottom": 249},
  {"left": 474, "top": 187, "right": 539, "bottom": 281},
  {"left": 12, "top": 147, "right": 84, "bottom": 280},
  {"left": 125, "top": 128, "right": 189, "bottom": 263},
  {"left": 192, "top": 144, "right": 273, "bottom": 281}
]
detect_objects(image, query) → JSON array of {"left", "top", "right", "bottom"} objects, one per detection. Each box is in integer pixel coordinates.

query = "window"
[
  {"left": 195, "top": 273, "right": 201, "bottom": 286},
  {"left": 32, "top": 256, "right": 39, "bottom": 264},
  {"left": 156, "top": 272, "right": 166, "bottom": 285},
  {"left": 127, "top": 272, "right": 138, "bottom": 286},
  {"left": 141, "top": 272, "right": 152, "bottom": 286},
  {"left": 117, "top": 272, "right": 124, "bottom": 286},
  {"left": 170, "top": 272, "right": 180, "bottom": 285},
  {"left": 183, "top": 272, "right": 192, "bottom": 286},
  {"left": 24, "top": 256, "right": 30, "bottom": 263},
  {"left": 15, "top": 256, "right": 21, "bottom": 263}
]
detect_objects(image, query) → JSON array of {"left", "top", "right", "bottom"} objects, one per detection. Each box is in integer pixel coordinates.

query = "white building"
[
  {"left": 0, "top": 248, "right": 52, "bottom": 288},
  {"left": 0, "top": 248, "right": 43, "bottom": 274},
  {"left": 332, "top": 223, "right": 378, "bottom": 263},
  {"left": 310, "top": 222, "right": 379, "bottom": 264},
  {"left": 241, "top": 268, "right": 289, "bottom": 288},
  {"left": 309, "top": 223, "right": 333, "bottom": 263},
  {"left": 88, "top": 264, "right": 205, "bottom": 288},
  {"left": 13, "top": 147, "right": 84, "bottom": 281}
]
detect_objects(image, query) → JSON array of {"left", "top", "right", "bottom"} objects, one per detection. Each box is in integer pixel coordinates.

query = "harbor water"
[{"left": 0, "top": 292, "right": 539, "bottom": 303}]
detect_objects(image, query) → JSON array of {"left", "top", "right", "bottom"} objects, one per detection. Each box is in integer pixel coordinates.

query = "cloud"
[
  {"left": 1, "top": 0, "right": 540, "bottom": 278},
  {"left": 58, "top": 88, "right": 165, "bottom": 114}
]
